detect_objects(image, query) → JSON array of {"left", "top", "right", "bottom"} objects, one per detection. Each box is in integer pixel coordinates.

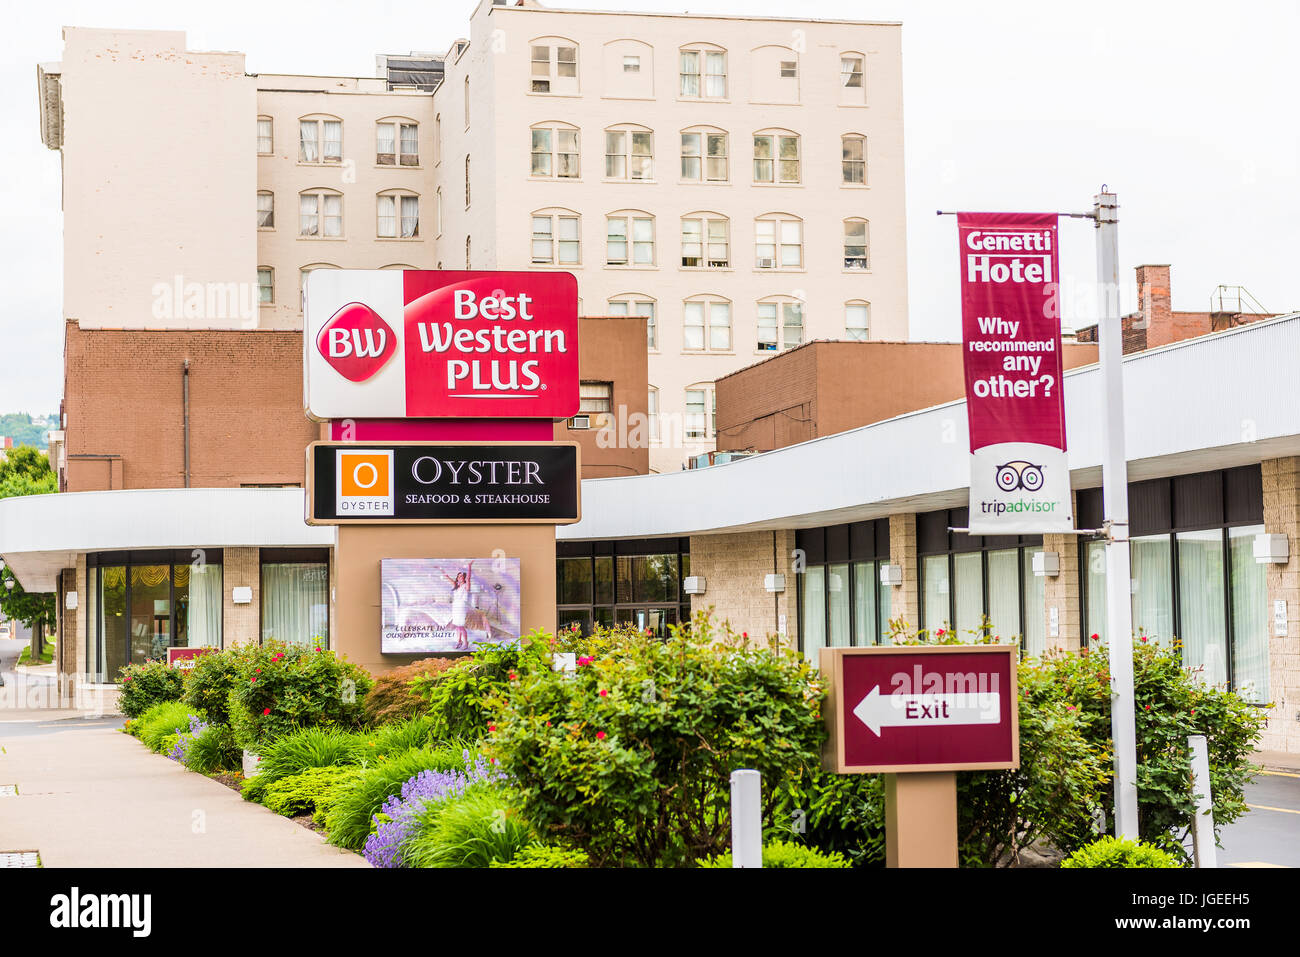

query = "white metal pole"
[
  {"left": 1188, "top": 734, "right": 1217, "bottom": 867},
  {"left": 730, "top": 769, "right": 763, "bottom": 868},
  {"left": 1094, "top": 188, "right": 1141, "bottom": 839}
]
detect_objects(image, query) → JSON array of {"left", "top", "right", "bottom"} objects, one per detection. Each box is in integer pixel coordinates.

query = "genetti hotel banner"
[{"left": 957, "top": 213, "right": 1072, "bottom": 535}]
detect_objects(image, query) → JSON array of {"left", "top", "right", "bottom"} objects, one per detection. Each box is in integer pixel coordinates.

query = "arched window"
[
  {"left": 380, "top": 263, "right": 416, "bottom": 270},
  {"left": 376, "top": 190, "right": 419, "bottom": 239},
  {"left": 256, "top": 115, "right": 273, "bottom": 154},
  {"left": 684, "top": 383, "right": 716, "bottom": 439},
  {"left": 680, "top": 212, "right": 729, "bottom": 269},
  {"left": 753, "top": 129, "right": 800, "bottom": 184},
  {"left": 683, "top": 295, "right": 731, "bottom": 352},
  {"left": 842, "top": 134, "right": 867, "bottom": 185},
  {"left": 647, "top": 385, "right": 661, "bottom": 442},
  {"left": 257, "top": 267, "right": 273, "bottom": 304},
  {"left": 680, "top": 126, "right": 728, "bottom": 182},
  {"left": 464, "top": 76, "right": 471, "bottom": 128},
  {"left": 435, "top": 188, "right": 443, "bottom": 237},
  {"left": 530, "top": 37, "right": 580, "bottom": 94},
  {"left": 604, "top": 124, "right": 653, "bottom": 180},
  {"left": 602, "top": 39, "right": 653, "bottom": 98},
  {"left": 757, "top": 295, "right": 805, "bottom": 353},
  {"left": 755, "top": 213, "right": 803, "bottom": 270},
  {"left": 257, "top": 191, "right": 274, "bottom": 229},
  {"left": 299, "top": 263, "right": 339, "bottom": 311},
  {"left": 465, "top": 155, "right": 471, "bottom": 207},
  {"left": 465, "top": 236, "right": 471, "bottom": 269},
  {"left": 839, "top": 52, "right": 866, "bottom": 106},
  {"left": 680, "top": 43, "right": 727, "bottom": 99},
  {"left": 376, "top": 117, "right": 419, "bottom": 166},
  {"left": 605, "top": 210, "right": 654, "bottom": 266},
  {"left": 844, "top": 218, "right": 870, "bottom": 270},
  {"left": 299, "top": 114, "right": 342, "bottom": 164},
  {"left": 751, "top": 44, "right": 799, "bottom": 104},
  {"left": 531, "top": 208, "right": 581, "bottom": 266},
  {"left": 531, "top": 122, "right": 580, "bottom": 178},
  {"left": 845, "top": 301, "right": 871, "bottom": 340},
  {"left": 299, "top": 189, "right": 342, "bottom": 237},
  {"left": 608, "top": 294, "right": 658, "bottom": 349}
]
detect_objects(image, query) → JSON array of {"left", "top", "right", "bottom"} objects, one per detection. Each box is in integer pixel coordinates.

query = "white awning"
[{"left": 0, "top": 488, "right": 335, "bottom": 590}]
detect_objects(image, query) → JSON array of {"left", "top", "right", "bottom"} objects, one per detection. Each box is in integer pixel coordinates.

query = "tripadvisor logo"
[{"left": 49, "top": 887, "right": 151, "bottom": 937}]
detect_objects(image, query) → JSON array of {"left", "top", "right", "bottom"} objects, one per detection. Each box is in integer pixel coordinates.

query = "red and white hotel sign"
[
  {"left": 304, "top": 270, "right": 579, "bottom": 421},
  {"left": 821, "top": 644, "right": 1019, "bottom": 774}
]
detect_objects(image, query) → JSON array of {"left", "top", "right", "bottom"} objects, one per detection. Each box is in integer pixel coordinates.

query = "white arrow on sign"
[{"left": 852, "top": 686, "right": 1001, "bottom": 737}]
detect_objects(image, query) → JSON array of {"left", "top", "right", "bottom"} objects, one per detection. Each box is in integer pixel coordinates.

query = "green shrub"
[
  {"left": 325, "top": 745, "right": 471, "bottom": 850},
  {"left": 118, "top": 659, "right": 184, "bottom": 718},
  {"left": 398, "top": 784, "right": 535, "bottom": 868},
  {"left": 184, "top": 724, "right": 242, "bottom": 774},
  {"left": 411, "top": 644, "right": 519, "bottom": 741},
  {"left": 226, "top": 640, "right": 373, "bottom": 751},
  {"left": 488, "top": 843, "right": 590, "bottom": 868},
  {"left": 699, "top": 840, "right": 852, "bottom": 869},
  {"left": 137, "top": 701, "right": 204, "bottom": 753},
  {"left": 1061, "top": 836, "right": 1182, "bottom": 869},
  {"left": 356, "top": 715, "right": 439, "bottom": 757},
  {"left": 262, "top": 765, "right": 367, "bottom": 818},
  {"left": 181, "top": 649, "right": 246, "bottom": 725},
  {"left": 773, "top": 771, "right": 887, "bottom": 866},
  {"left": 241, "top": 727, "right": 365, "bottom": 803},
  {"left": 485, "top": 615, "right": 826, "bottom": 867},
  {"left": 364, "top": 657, "right": 459, "bottom": 725}
]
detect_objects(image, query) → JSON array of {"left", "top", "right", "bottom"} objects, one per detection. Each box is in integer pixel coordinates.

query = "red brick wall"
[{"left": 62, "top": 321, "right": 318, "bottom": 492}]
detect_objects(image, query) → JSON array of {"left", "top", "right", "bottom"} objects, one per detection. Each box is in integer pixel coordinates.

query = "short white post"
[
  {"left": 730, "top": 769, "right": 762, "bottom": 868},
  {"left": 1188, "top": 735, "right": 1217, "bottom": 868}
]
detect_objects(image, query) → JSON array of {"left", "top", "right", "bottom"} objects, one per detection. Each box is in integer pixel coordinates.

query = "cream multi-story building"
[
  {"left": 437, "top": 1, "right": 908, "bottom": 471},
  {"left": 40, "top": 0, "right": 907, "bottom": 472}
]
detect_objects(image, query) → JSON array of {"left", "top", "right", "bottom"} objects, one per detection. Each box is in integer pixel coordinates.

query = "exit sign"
[{"left": 821, "top": 644, "right": 1020, "bottom": 774}]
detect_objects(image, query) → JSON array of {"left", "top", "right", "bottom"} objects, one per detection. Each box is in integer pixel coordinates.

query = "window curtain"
[
  {"left": 852, "top": 561, "right": 877, "bottom": 646},
  {"left": 1084, "top": 539, "right": 1107, "bottom": 643},
  {"left": 827, "top": 563, "right": 850, "bottom": 647},
  {"left": 802, "top": 566, "right": 826, "bottom": 664},
  {"left": 986, "top": 548, "right": 1020, "bottom": 643},
  {"left": 186, "top": 564, "right": 222, "bottom": 648},
  {"left": 1229, "top": 526, "right": 1268, "bottom": 702},
  {"left": 922, "top": 555, "right": 949, "bottom": 634},
  {"left": 1130, "top": 534, "right": 1173, "bottom": 643},
  {"left": 1177, "top": 530, "right": 1228, "bottom": 688},
  {"left": 299, "top": 121, "right": 318, "bottom": 162},
  {"left": 1021, "top": 549, "right": 1046, "bottom": 658},
  {"left": 262, "top": 563, "right": 329, "bottom": 647},
  {"left": 953, "top": 552, "right": 983, "bottom": 635}
]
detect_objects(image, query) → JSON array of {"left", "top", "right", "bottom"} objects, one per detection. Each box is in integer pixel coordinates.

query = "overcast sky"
[{"left": 2, "top": 0, "right": 1296, "bottom": 413}]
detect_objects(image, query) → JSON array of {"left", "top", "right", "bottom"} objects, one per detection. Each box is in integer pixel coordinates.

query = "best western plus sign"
[{"left": 305, "top": 270, "right": 579, "bottom": 420}]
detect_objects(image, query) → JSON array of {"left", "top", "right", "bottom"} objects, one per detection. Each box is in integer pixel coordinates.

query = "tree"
[{"left": 0, "top": 449, "right": 57, "bottom": 657}]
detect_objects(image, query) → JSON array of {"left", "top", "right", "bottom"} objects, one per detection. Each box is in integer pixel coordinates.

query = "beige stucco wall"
[
  {"left": 437, "top": 4, "right": 909, "bottom": 473},
  {"left": 60, "top": 28, "right": 258, "bottom": 329},
  {"left": 689, "top": 529, "right": 798, "bottom": 650}
]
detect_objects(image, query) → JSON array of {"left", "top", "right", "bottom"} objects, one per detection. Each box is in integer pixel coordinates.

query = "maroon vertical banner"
[{"left": 957, "top": 213, "right": 1072, "bottom": 534}]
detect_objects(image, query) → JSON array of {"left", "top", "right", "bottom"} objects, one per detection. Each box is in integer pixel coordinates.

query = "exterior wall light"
[
  {"left": 65, "top": 591, "right": 79, "bottom": 610},
  {"left": 1254, "top": 533, "right": 1289, "bottom": 564},
  {"left": 879, "top": 564, "right": 903, "bottom": 586},
  {"left": 764, "top": 573, "right": 786, "bottom": 594},
  {"left": 683, "top": 576, "right": 707, "bottom": 596},
  {"left": 232, "top": 586, "right": 253, "bottom": 605},
  {"left": 1032, "top": 551, "right": 1061, "bottom": 578}
]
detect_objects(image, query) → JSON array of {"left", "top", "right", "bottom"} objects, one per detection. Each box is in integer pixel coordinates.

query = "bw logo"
[{"left": 995, "top": 460, "right": 1044, "bottom": 492}]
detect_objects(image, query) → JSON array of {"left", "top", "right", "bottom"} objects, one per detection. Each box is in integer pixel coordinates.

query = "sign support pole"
[
  {"left": 885, "top": 772, "right": 958, "bottom": 867},
  {"left": 1094, "top": 188, "right": 1141, "bottom": 839}
]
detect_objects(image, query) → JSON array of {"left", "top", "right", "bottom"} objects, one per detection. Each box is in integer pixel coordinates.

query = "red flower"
[
  {"left": 255, "top": 668, "right": 261, "bottom": 674},
  {"left": 545, "top": 721, "right": 552, "bottom": 727},
  {"left": 1066, "top": 705, "right": 1077, "bottom": 711},
  {"left": 596, "top": 731, "right": 607, "bottom": 741},
  {"left": 1090, "top": 633, "right": 1099, "bottom": 642},
  {"left": 262, "top": 707, "right": 271, "bottom": 715},
  {"left": 1139, "top": 635, "right": 1148, "bottom": 644},
  {"left": 936, "top": 629, "right": 946, "bottom": 636},
  {"left": 250, "top": 676, "right": 257, "bottom": 683},
  {"left": 488, "top": 723, "right": 496, "bottom": 732},
  {"left": 124, "top": 676, "right": 132, "bottom": 682},
  {"left": 508, "top": 672, "right": 518, "bottom": 681},
  {"left": 577, "top": 656, "right": 594, "bottom": 666},
  {"left": 599, "top": 689, "right": 608, "bottom": 697},
  {"left": 1145, "top": 704, "right": 1151, "bottom": 711},
  {"left": 742, "top": 632, "right": 748, "bottom": 639}
]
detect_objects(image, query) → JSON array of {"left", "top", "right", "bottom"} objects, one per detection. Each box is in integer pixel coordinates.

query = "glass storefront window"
[
  {"left": 261, "top": 562, "right": 329, "bottom": 646},
  {"left": 594, "top": 556, "right": 614, "bottom": 605},
  {"left": 176, "top": 563, "right": 222, "bottom": 648},
  {"left": 922, "top": 554, "right": 949, "bottom": 633},
  {"left": 98, "top": 566, "right": 127, "bottom": 682},
  {"left": 1229, "top": 525, "right": 1268, "bottom": 703},
  {"left": 852, "top": 560, "right": 877, "bottom": 646},
  {"left": 953, "top": 552, "right": 982, "bottom": 635},
  {"left": 1131, "top": 534, "right": 1173, "bottom": 643},
  {"left": 556, "top": 557, "right": 593, "bottom": 605},
  {"left": 802, "top": 566, "right": 827, "bottom": 662},
  {"left": 1021, "top": 549, "right": 1046, "bottom": 657},
  {"left": 129, "top": 565, "right": 171, "bottom": 664},
  {"left": 827, "top": 563, "right": 850, "bottom": 647},
  {"left": 1084, "top": 539, "right": 1107, "bottom": 644},
  {"left": 1177, "top": 529, "right": 1228, "bottom": 688},
  {"left": 986, "top": 549, "right": 1020, "bottom": 642}
]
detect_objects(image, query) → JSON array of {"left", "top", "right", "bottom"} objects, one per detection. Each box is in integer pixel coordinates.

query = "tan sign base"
[
  {"left": 332, "top": 523, "right": 557, "bottom": 676},
  {"left": 885, "top": 772, "right": 958, "bottom": 868}
]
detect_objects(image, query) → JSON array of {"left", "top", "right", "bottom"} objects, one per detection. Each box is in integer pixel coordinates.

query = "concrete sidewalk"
[{"left": 0, "top": 718, "right": 369, "bottom": 867}]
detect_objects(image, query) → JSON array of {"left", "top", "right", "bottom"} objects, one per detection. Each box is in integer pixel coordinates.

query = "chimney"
[{"left": 1132, "top": 264, "right": 1174, "bottom": 347}]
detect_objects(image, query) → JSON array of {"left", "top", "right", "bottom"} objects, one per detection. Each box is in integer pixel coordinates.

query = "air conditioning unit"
[
  {"left": 531, "top": 79, "right": 551, "bottom": 93},
  {"left": 756, "top": 257, "right": 776, "bottom": 269},
  {"left": 569, "top": 414, "right": 591, "bottom": 430}
]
